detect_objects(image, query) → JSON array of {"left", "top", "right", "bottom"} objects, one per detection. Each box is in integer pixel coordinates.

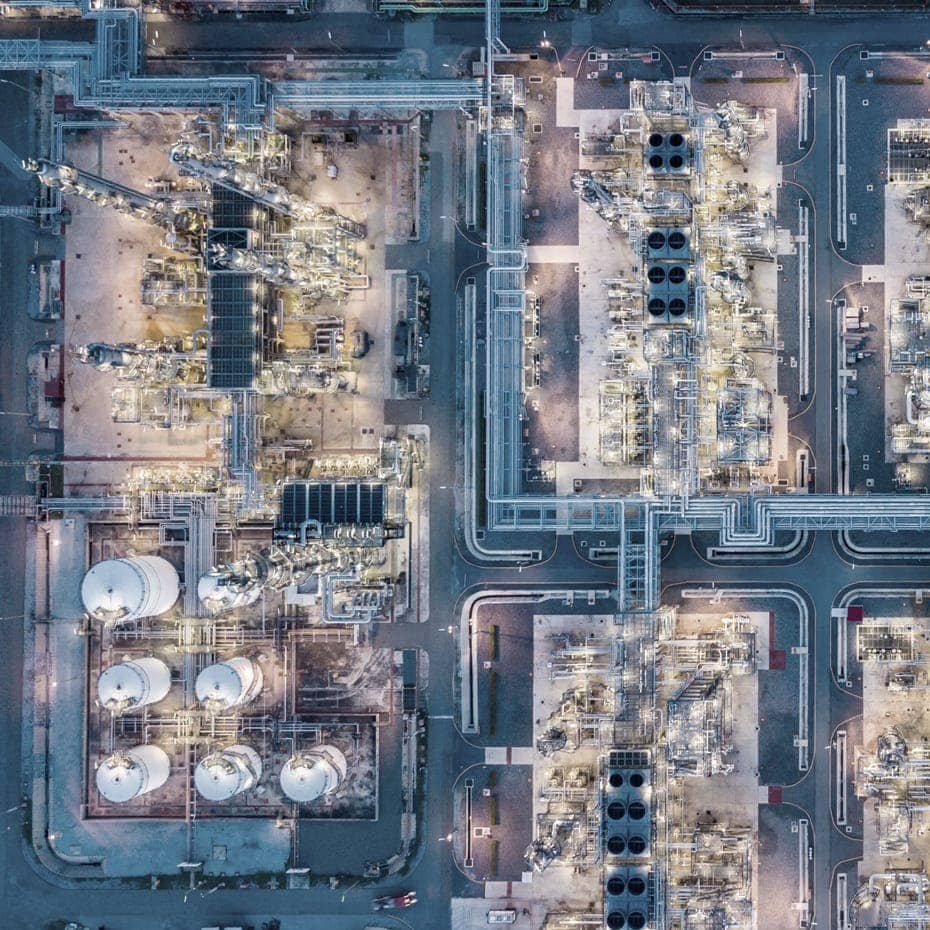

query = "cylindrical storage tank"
[
  {"left": 197, "top": 570, "right": 261, "bottom": 615},
  {"left": 195, "top": 657, "right": 263, "bottom": 712},
  {"left": 81, "top": 556, "right": 179, "bottom": 624},
  {"left": 195, "top": 745, "right": 262, "bottom": 801},
  {"left": 98, "top": 657, "right": 171, "bottom": 713},
  {"left": 95, "top": 745, "right": 170, "bottom": 803},
  {"left": 280, "top": 745, "right": 348, "bottom": 803}
]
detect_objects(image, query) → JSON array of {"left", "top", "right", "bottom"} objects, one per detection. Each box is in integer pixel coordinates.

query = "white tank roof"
[
  {"left": 195, "top": 745, "right": 261, "bottom": 801},
  {"left": 81, "top": 556, "right": 179, "bottom": 623},
  {"left": 197, "top": 570, "right": 261, "bottom": 615},
  {"left": 95, "top": 745, "right": 170, "bottom": 803},
  {"left": 98, "top": 657, "right": 171, "bottom": 713},
  {"left": 195, "top": 657, "right": 261, "bottom": 711},
  {"left": 280, "top": 745, "right": 347, "bottom": 803}
]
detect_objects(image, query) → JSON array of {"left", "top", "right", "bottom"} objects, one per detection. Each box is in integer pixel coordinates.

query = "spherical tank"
[
  {"left": 98, "top": 657, "right": 171, "bottom": 713},
  {"left": 81, "top": 556, "right": 179, "bottom": 623},
  {"left": 194, "top": 745, "right": 262, "bottom": 801},
  {"left": 95, "top": 745, "right": 170, "bottom": 803},
  {"left": 195, "top": 657, "right": 263, "bottom": 712},
  {"left": 279, "top": 745, "right": 348, "bottom": 803}
]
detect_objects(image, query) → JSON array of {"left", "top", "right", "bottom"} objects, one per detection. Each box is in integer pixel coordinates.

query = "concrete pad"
[
  {"left": 483, "top": 747, "right": 534, "bottom": 765},
  {"left": 555, "top": 78, "right": 579, "bottom": 128},
  {"left": 526, "top": 245, "right": 581, "bottom": 264},
  {"left": 451, "top": 897, "right": 535, "bottom": 930},
  {"left": 528, "top": 613, "right": 608, "bottom": 911},
  {"left": 485, "top": 881, "right": 534, "bottom": 898}
]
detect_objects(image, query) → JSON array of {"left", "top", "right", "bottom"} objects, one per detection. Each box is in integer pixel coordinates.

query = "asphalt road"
[{"left": 3, "top": 3, "right": 930, "bottom": 929}]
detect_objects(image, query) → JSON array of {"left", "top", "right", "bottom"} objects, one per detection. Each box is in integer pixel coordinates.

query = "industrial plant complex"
[{"left": 4, "top": 1, "right": 930, "bottom": 930}]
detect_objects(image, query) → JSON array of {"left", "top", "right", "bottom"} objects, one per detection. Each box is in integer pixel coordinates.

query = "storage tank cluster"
[
  {"left": 96, "top": 744, "right": 348, "bottom": 804},
  {"left": 96, "top": 655, "right": 266, "bottom": 716},
  {"left": 81, "top": 556, "right": 179, "bottom": 624}
]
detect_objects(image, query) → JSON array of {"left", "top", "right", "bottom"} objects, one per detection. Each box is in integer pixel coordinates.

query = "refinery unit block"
[
  {"left": 518, "top": 604, "right": 769, "bottom": 930},
  {"left": 567, "top": 84, "right": 787, "bottom": 497}
]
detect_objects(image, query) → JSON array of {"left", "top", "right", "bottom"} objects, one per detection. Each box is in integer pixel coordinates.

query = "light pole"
[
  {"left": 0, "top": 78, "right": 30, "bottom": 94},
  {"left": 339, "top": 878, "right": 361, "bottom": 902},
  {"left": 441, "top": 214, "right": 484, "bottom": 246},
  {"left": 541, "top": 31, "right": 563, "bottom": 77}
]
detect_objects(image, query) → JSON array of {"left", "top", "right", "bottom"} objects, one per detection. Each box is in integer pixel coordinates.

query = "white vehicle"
[{"left": 487, "top": 910, "right": 517, "bottom": 924}]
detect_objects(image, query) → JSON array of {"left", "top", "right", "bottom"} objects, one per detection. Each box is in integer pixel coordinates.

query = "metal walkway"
[
  {"left": 484, "top": 2, "right": 528, "bottom": 512},
  {"left": 0, "top": 13, "right": 485, "bottom": 134},
  {"left": 272, "top": 79, "right": 484, "bottom": 112},
  {"left": 43, "top": 496, "right": 129, "bottom": 513}
]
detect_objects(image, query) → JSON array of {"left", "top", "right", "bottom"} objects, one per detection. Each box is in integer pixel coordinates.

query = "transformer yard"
[{"left": 6, "top": 3, "right": 930, "bottom": 930}]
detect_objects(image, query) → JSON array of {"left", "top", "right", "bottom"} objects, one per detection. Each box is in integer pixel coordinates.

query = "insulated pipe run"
[{"left": 298, "top": 519, "right": 323, "bottom": 545}]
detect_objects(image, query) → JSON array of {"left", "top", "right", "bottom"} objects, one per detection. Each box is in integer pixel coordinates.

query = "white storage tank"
[
  {"left": 197, "top": 569, "right": 261, "bottom": 615},
  {"left": 97, "top": 657, "right": 171, "bottom": 713},
  {"left": 195, "top": 657, "right": 263, "bottom": 712},
  {"left": 280, "top": 745, "right": 348, "bottom": 803},
  {"left": 195, "top": 745, "right": 262, "bottom": 801},
  {"left": 81, "top": 556, "right": 179, "bottom": 624},
  {"left": 95, "top": 745, "right": 170, "bottom": 803}
]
